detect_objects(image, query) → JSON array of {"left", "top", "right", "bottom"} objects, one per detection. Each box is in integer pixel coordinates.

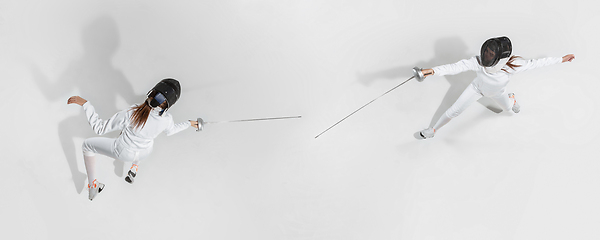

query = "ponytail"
[
  {"left": 130, "top": 101, "right": 152, "bottom": 130},
  {"left": 502, "top": 56, "right": 523, "bottom": 73}
]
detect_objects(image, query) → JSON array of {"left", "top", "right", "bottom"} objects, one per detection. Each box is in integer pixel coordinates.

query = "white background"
[{"left": 1, "top": 0, "right": 598, "bottom": 239}]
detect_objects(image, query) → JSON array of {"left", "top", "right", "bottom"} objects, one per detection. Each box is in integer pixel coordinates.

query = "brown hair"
[
  {"left": 130, "top": 92, "right": 167, "bottom": 130},
  {"left": 502, "top": 56, "right": 523, "bottom": 73}
]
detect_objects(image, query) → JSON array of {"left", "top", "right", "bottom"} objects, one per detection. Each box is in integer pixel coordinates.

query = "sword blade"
[
  {"left": 205, "top": 115, "right": 302, "bottom": 124},
  {"left": 315, "top": 76, "right": 415, "bottom": 138}
]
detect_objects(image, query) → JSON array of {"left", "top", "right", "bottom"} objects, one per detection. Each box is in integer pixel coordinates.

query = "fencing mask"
[
  {"left": 146, "top": 78, "right": 181, "bottom": 115},
  {"left": 478, "top": 36, "right": 512, "bottom": 73}
]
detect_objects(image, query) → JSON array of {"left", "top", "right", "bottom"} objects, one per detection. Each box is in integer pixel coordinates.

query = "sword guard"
[
  {"left": 196, "top": 117, "right": 205, "bottom": 132},
  {"left": 413, "top": 67, "right": 425, "bottom": 82}
]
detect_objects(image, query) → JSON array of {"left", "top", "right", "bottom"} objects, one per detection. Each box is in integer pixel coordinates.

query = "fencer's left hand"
[
  {"left": 562, "top": 54, "right": 575, "bottom": 63},
  {"left": 67, "top": 96, "right": 87, "bottom": 106}
]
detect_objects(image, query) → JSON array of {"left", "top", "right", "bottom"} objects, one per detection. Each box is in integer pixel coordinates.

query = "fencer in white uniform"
[
  {"left": 68, "top": 78, "right": 201, "bottom": 200},
  {"left": 419, "top": 36, "right": 575, "bottom": 139}
]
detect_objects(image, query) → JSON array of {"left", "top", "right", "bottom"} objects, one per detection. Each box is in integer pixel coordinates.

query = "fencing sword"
[
  {"left": 314, "top": 67, "right": 428, "bottom": 138},
  {"left": 194, "top": 115, "right": 302, "bottom": 131}
]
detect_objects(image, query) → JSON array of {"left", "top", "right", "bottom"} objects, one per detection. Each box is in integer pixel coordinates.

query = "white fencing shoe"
[
  {"left": 88, "top": 179, "right": 105, "bottom": 201},
  {"left": 419, "top": 127, "right": 435, "bottom": 139},
  {"left": 125, "top": 164, "right": 137, "bottom": 184}
]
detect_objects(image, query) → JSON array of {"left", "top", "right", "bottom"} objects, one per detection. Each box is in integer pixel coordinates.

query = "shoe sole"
[
  {"left": 125, "top": 176, "right": 134, "bottom": 184},
  {"left": 125, "top": 171, "right": 136, "bottom": 184}
]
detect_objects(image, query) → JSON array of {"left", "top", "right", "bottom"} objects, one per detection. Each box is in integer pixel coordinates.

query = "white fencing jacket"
[
  {"left": 432, "top": 56, "right": 563, "bottom": 96},
  {"left": 82, "top": 102, "right": 191, "bottom": 151}
]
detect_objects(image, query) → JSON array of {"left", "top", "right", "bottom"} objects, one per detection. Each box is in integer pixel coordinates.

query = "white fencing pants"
[
  {"left": 82, "top": 137, "right": 151, "bottom": 185},
  {"left": 432, "top": 83, "right": 515, "bottom": 131}
]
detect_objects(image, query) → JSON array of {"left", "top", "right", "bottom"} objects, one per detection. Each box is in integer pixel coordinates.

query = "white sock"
[
  {"left": 432, "top": 113, "right": 452, "bottom": 131},
  {"left": 84, "top": 154, "right": 96, "bottom": 187}
]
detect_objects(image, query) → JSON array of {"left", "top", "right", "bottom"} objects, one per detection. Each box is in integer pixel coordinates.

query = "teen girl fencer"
[
  {"left": 418, "top": 36, "right": 575, "bottom": 139},
  {"left": 67, "top": 78, "right": 201, "bottom": 201}
]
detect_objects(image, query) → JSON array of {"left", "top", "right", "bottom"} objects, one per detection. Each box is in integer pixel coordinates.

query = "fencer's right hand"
[
  {"left": 421, "top": 69, "right": 434, "bottom": 78},
  {"left": 190, "top": 118, "right": 205, "bottom": 132},
  {"left": 67, "top": 96, "right": 87, "bottom": 106},
  {"left": 189, "top": 120, "right": 199, "bottom": 130}
]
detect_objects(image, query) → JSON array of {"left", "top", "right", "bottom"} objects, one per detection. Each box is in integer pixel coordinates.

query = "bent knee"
[{"left": 82, "top": 140, "right": 95, "bottom": 156}]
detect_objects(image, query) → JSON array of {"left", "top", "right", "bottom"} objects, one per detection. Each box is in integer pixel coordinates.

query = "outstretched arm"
[
  {"left": 164, "top": 116, "right": 193, "bottom": 136},
  {"left": 421, "top": 56, "right": 479, "bottom": 80},
  {"left": 511, "top": 54, "right": 574, "bottom": 74},
  {"left": 68, "top": 96, "right": 128, "bottom": 135}
]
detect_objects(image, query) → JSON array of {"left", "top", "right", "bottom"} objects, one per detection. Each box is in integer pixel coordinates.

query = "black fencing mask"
[
  {"left": 479, "top": 36, "right": 512, "bottom": 68},
  {"left": 147, "top": 78, "right": 181, "bottom": 115}
]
